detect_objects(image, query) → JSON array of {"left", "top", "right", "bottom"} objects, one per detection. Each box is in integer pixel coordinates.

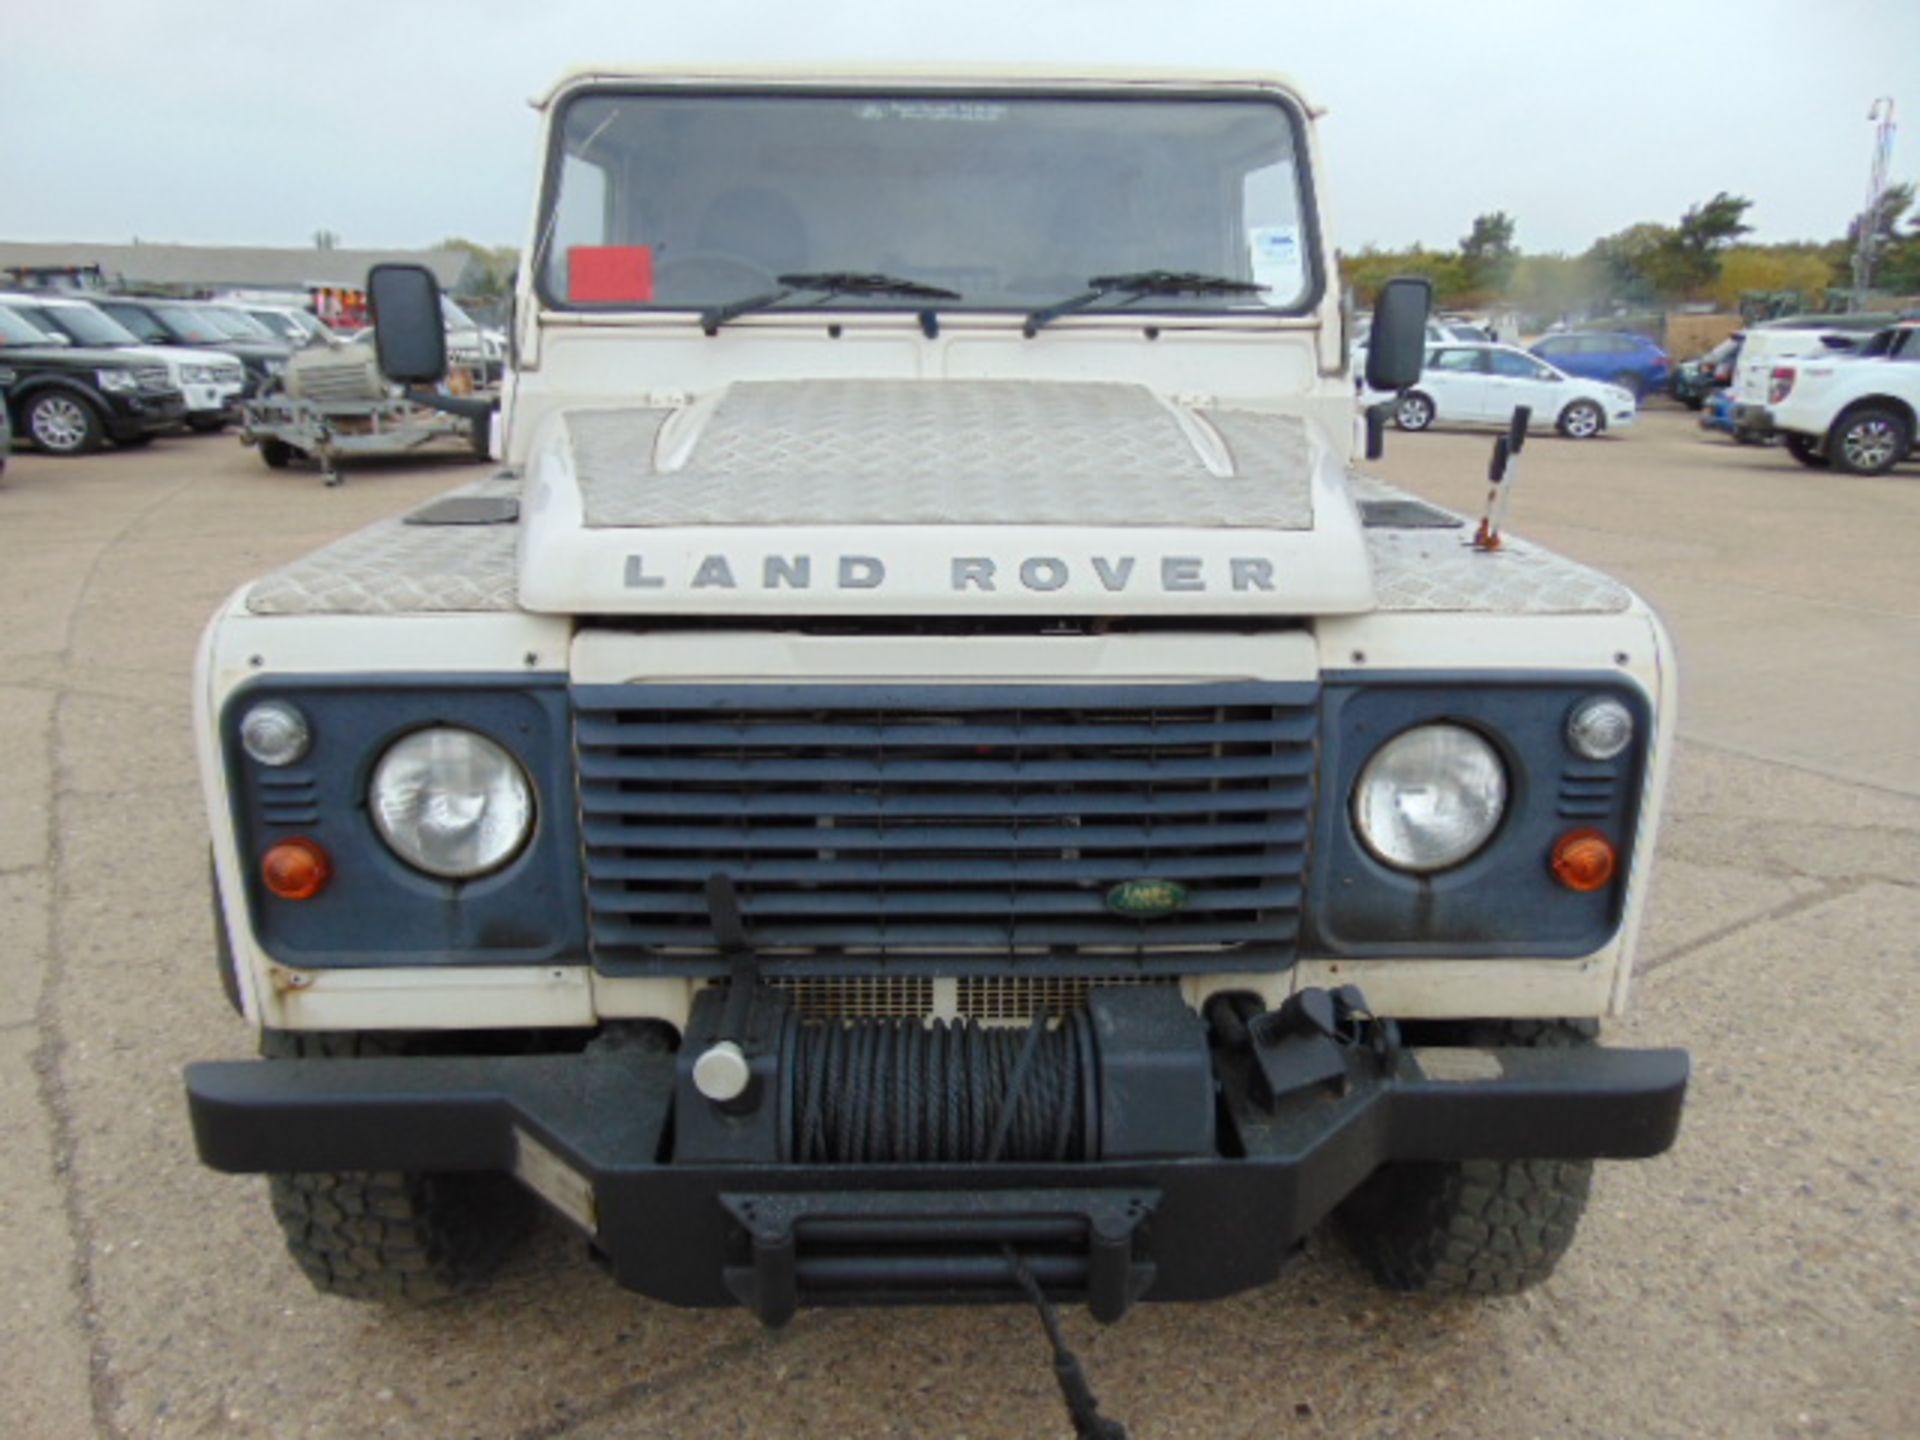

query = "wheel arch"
[{"left": 1830, "top": 393, "right": 1916, "bottom": 437}]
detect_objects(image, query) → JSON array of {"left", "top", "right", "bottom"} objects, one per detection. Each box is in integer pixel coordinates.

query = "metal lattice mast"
[{"left": 1853, "top": 98, "right": 1897, "bottom": 307}]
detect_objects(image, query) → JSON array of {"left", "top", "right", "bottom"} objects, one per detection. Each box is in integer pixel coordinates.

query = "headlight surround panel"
[
  {"left": 1304, "top": 674, "right": 1651, "bottom": 958},
  {"left": 220, "top": 676, "right": 583, "bottom": 968}
]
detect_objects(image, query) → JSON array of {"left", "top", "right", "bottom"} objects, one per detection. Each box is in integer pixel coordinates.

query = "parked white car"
[
  {"left": 1373, "top": 342, "right": 1637, "bottom": 439},
  {"left": 1726, "top": 324, "right": 1865, "bottom": 442},
  {"left": 1766, "top": 322, "right": 1919, "bottom": 475}
]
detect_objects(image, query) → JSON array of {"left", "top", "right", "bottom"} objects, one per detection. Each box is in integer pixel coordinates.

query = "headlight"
[
  {"left": 96, "top": 369, "right": 139, "bottom": 392},
  {"left": 240, "top": 701, "right": 310, "bottom": 767},
  {"left": 182, "top": 364, "right": 214, "bottom": 384},
  {"left": 1352, "top": 723, "right": 1507, "bottom": 873},
  {"left": 1566, "top": 696, "right": 1634, "bottom": 760},
  {"left": 370, "top": 727, "right": 533, "bottom": 878}
]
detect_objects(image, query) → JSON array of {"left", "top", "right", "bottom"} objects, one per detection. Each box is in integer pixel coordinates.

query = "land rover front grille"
[{"left": 573, "top": 682, "right": 1316, "bottom": 976}]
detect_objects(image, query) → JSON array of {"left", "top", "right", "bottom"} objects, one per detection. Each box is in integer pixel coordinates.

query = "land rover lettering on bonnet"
[{"left": 183, "top": 69, "right": 1686, "bottom": 1399}]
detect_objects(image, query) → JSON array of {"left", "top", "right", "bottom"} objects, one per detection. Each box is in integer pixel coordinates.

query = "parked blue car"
[
  {"left": 1699, "top": 388, "right": 1736, "bottom": 436},
  {"left": 1529, "top": 331, "right": 1672, "bottom": 400}
]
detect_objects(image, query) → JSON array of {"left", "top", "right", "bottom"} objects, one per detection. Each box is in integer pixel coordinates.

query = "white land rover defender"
[{"left": 186, "top": 68, "right": 1687, "bottom": 1333}]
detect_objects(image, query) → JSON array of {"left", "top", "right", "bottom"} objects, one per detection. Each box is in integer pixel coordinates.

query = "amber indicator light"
[
  {"left": 262, "top": 839, "right": 332, "bottom": 900},
  {"left": 1550, "top": 829, "right": 1617, "bottom": 892}
]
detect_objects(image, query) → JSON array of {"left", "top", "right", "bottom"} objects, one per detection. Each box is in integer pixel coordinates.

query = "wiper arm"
[
  {"left": 700, "top": 271, "right": 962, "bottom": 335},
  {"left": 1022, "top": 270, "right": 1268, "bottom": 337}
]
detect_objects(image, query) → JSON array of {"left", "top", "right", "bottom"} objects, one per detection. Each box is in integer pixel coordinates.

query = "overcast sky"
[{"left": 2, "top": 0, "right": 1913, "bottom": 256}]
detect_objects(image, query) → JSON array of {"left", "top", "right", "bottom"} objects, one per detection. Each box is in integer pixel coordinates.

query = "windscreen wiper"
[
  {"left": 701, "top": 272, "right": 962, "bottom": 336},
  {"left": 1022, "top": 270, "right": 1268, "bottom": 337}
]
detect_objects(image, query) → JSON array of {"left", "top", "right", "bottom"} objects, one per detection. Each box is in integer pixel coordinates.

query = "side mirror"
[
  {"left": 367, "top": 264, "right": 447, "bottom": 385},
  {"left": 1364, "top": 276, "right": 1434, "bottom": 393}
]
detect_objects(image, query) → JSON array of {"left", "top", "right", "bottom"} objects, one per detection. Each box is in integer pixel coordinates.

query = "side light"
[
  {"left": 1565, "top": 696, "right": 1633, "bottom": 761},
  {"left": 262, "top": 838, "right": 332, "bottom": 900},
  {"left": 240, "top": 701, "right": 311, "bottom": 767}
]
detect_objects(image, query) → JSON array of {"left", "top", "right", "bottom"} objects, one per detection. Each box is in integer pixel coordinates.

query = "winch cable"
[
  {"left": 1002, "top": 1244, "right": 1129, "bottom": 1440},
  {"left": 786, "top": 1012, "right": 1094, "bottom": 1165}
]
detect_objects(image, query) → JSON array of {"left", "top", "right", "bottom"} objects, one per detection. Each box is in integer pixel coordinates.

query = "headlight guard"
[
  {"left": 220, "top": 676, "right": 583, "bottom": 968},
  {"left": 1305, "top": 674, "right": 1651, "bottom": 959}
]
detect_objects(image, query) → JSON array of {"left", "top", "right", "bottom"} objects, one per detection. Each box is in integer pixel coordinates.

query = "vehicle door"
[
  {"left": 1422, "top": 346, "right": 1492, "bottom": 420},
  {"left": 1484, "top": 347, "right": 1569, "bottom": 426}
]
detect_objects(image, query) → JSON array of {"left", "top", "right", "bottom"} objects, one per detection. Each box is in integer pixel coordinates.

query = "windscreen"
[
  {"left": 188, "top": 307, "right": 259, "bottom": 339},
  {"left": 21, "top": 303, "right": 140, "bottom": 347},
  {"left": 537, "top": 91, "right": 1314, "bottom": 314},
  {"left": 0, "top": 306, "right": 57, "bottom": 345}
]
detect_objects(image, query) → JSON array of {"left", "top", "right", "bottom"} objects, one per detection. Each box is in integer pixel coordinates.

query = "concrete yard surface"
[{"left": 0, "top": 408, "right": 1914, "bottom": 1439}]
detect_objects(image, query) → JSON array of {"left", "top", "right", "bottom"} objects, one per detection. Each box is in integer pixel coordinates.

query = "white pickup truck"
[
  {"left": 182, "top": 67, "right": 1687, "bottom": 1346},
  {"left": 1767, "top": 321, "right": 1920, "bottom": 474}
]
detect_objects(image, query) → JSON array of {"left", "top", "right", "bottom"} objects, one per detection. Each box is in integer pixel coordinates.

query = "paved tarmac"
[{"left": 0, "top": 407, "right": 1914, "bottom": 1439}]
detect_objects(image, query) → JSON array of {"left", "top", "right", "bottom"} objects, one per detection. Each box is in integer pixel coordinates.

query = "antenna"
[
  {"left": 1473, "top": 406, "right": 1531, "bottom": 551},
  {"left": 1852, "top": 98, "right": 1897, "bottom": 308}
]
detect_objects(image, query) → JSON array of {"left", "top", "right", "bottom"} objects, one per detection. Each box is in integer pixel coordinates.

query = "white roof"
[{"left": 534, "top": 63, "right": 1314, "bottom": 110}]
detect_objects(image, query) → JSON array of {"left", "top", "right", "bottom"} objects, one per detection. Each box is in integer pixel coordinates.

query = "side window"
[
  {"left": 1431, "top": 348, "right": 1484, "bottom": 374},
  {"left": 1491, "top": 350, "right": 1552, "bottom": 380}
]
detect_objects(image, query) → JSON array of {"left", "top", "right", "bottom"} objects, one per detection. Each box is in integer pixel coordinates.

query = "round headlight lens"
[
  {"left": 1353, "top": 724, "right": 1508, "bottom": 873},
  {"left": 240, "top": 701, "right": 310, "bottom": 767},
  {"left": 1566, "top": 696, "right": 1634, "bottom": 760},
  {"left": 369, "top": 727, "right": 533, "bottom": 878}
]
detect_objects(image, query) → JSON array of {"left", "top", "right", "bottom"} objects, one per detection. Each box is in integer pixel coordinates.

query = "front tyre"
[
  {"left": 1338, "top": 1021, "right": 1595, "bottom": 1296},
  {"left": 258, "top": 437, "right": 298, "bottom": 469},
  {"left": 1393, "top": 391, "right": 1436, "bottom": 431},
  {"left": 1784, "top": 433, "right": 1830, "bottom": 469},
  {"left": 1557, "top": 399, "right": 1604, "bottom": 438},
  {"left": 269, "top": 1170, "right": 535, "bottom": 1302},
  {"left": 26, "top": 391, "right": 105, "bottom": 455},
  {"left": 1829, "top": 406, "right": 1911, "bottom": 477},
  {"left": 261, "top": 1032, "right": 536, "bottom": 1301}
]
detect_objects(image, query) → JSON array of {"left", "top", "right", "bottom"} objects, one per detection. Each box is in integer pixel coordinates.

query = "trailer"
[{"left": 238, "top": 334, "right": 494, "bottom": 484}]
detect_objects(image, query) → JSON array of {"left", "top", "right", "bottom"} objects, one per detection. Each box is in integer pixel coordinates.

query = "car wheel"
[
  {"left": 1610, "top": 371, "right": 1643, "bottom": 400},
  {"left": 258, "top": 438, "right": 298, "bottom": 469},
  {"left": 1393, "top": 391, "right": 1436, "bottom": 431},
  {"left": 1828, "top": 406, "right": 1911, "bottom": 477},
  {"left": 26, "top": 391, "right": 105, "bottom": 456},
  {"left": 1681, "top": 395, "right": 1704, "bottom": 412},
  {"left": 1783, "top": 434, "right": 1830, "bottom": 469},
  {"left": 1557, "top": 400, "right": 1604, "bottom": 439}
]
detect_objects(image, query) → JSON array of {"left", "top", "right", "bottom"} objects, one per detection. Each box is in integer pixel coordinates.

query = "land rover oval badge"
[{"left": 1105, "top": 878, "right": 1188, "bottom": 919}]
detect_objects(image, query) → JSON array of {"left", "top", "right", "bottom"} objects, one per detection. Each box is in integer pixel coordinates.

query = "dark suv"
[
  {"left": 0, "top": 304, "right": 186, "bottom": 454},
  {"left": 94, "top": 296, "right": 291, "bottom": 399},
  {"left": 1530, "top": 331, "right": 1673, "bottom": 399}
]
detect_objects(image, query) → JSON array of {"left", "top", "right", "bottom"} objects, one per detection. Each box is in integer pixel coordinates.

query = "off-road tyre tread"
[
  {"left": 1339, "top": 1020, "right": 1596, "bottom": 1296},
  {"left": 261, "top": 1030, "right": 535, "bottom": 1302}
]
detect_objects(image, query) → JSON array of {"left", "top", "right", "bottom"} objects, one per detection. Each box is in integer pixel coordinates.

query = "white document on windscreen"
[{"left": 1248, "top": 225, "right": 1304, "bottom": 302}]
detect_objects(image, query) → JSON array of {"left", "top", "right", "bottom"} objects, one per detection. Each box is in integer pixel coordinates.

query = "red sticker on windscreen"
[{"left": 569, "top": 245, "right": 654, "bottom": 302}]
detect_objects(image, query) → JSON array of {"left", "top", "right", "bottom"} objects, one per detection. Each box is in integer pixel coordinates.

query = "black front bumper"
[
  {"left": 185, "top": 1028, "right": 1686, "bottom": 1322},
  {"left": 104, "top": 390, "right": 188, "bottom": 438}
]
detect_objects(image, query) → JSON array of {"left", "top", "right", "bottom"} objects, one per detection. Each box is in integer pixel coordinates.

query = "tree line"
[{"left": 1340, "top": 186, "right": 1920, "bottom": 314}]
